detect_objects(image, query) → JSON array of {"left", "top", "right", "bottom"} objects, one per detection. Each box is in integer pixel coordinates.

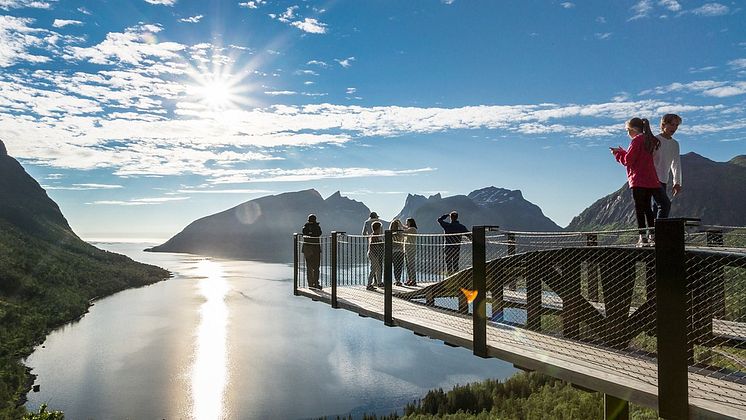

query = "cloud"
[
  {"left": 44, "top": 183, "right": 124, "bottom": 190},
  {"left": 346, "top": 87, "right": 357, "bottom": 95},
  {"left": 65, "top": 24, "right": 187, "bottom": 66},
  {"left": 291, "top": 18, "right": 327, "bottom": 34},
  {"left": 595, "top": 32, "right": 612, "bottom": 40},
  {"left": 0, "top": 0, "right": 54, "bottom": 10},
  {"left": 77, "top": 6, "right": 91, "bottom": 15},
  {"left": 658, "top": 0, "right": 681, "bottom": 12},
  {"left": 560, "top": 2, "right": 575, "bottom": 9},
  {"left": 144, "top": 0, "right": 177, "bottom": 5},
  {"left": 335, "top": 56, "right": 355, "bottom": 68},
  {"left": 728, "top": 58, "right": 746, "bottom": 70},
  {"left": 629, "top": 0, "right": 653, "bottom": 20},
  {"left": 89, "top": 196, "right": 190, "bottom": 206},
  {"left": 179, "top": 15, "right": 203, "bottom": 23},
  {"left": 690, "top": 3, "right": 729, "bottom": 16},
  {"left": 441, "top": 0, "right": 455, "bottom": 4},
  {"left": 52, "top": 19, "right": 82, "bottom": 28},
  {"left": 596, "top": 16, "right": 606, "bottom": 24},
  {"left": 205, "top": 167, "right": 437, "bottom": 184},
  {"left": 0, "top": 15, "right": 61, "bottom": 67},
  {"left": 640, "top": 79, "right": 746, "bottom": 97},
  {"left": 307, "top": 60, "right": 328, "bottom": 67},
  {"left": 176, "top": 188, "right": 272, "bottom": 194},
  {"left": 689, "top": 65, "right": 717, "bottom": 73},
  {"left": 264, "top": 90, "right": 296, "bottom": 96},
  {"left": 238, "top": 0, "right": 266, "bottom": 8}
]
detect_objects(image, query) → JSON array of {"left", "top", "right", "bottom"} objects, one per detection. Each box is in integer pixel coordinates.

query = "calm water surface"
[{"left": 25, "top": 242, "right": 515, "bottom": 419}]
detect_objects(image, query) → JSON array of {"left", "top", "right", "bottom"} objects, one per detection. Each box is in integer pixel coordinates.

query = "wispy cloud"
[
  {"left": 640, "top": 79, "right": 746, "bottom": 98},
  {"left": 336, "top": 56, "right": 355, "bottom": 68},
  {"left": 238, "top": 0, "right": 265, "bottom": 9},
  {"left": 658, "top": 0, "right": 681, "bottom": 12},
  {"left": 629, "top": 0, "right": 653, "bottom": 20},
  {"left": 0, "top": 0, "right": 54, "bottom": 10},
  {"left": 690, "top": 3, "right": 729, "bottom": 17},
  {"left": 176, "top": 188, "right": 272, "bottom": 194},
  {"left": 0, "top": 15, "right": 60, "bottom": 67},
  {"left": 291, "top": 18, "right": 327, "bottom": 34},
  {"left": 52, "top": 19, "right": 82, "bottom": 28},
  {"left": 179, "top": 15, "right": 203, "bottom": 23},
  {"left": 144, "top": 0, "right": 177, "bottom": 6},
  {"left": 560, "top": 2, "right": 575, "bottom": 9},
  {"left": 595, "top": 32, "right": 612, "bottom": 40},
  {"left": 307, "top": 60, "right": 328, "bottom": 67},
  {"left": 44, "top": 183, "right": 123, "bottom": 190},
  {"left": 205, "top": 167, "right": 437, "bottom": 184},
  {"left": 88, "top": 196, "right": 190, "bottom": 205}
]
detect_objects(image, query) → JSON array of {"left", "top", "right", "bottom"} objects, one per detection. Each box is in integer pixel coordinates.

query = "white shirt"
[{"left": 654, "top": 134, "right": 682, "bottom": 186}]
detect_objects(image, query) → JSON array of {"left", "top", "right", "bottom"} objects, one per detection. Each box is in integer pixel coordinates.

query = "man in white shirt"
[
  {"left": 652, "top": 114, "right": 683, "bottom": 219},
  {"left": 362, "top": 212, "right": 381, "bottom": 285}
]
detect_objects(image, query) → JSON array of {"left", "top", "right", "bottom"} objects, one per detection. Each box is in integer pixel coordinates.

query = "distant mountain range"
[
  {"left": 567, "top": 152, "right": 746, "bottom": 230},
  {"left": 395, "top": 186, "right": 562, "bottom": 233},
  {"left": 0, "top": 140, "right": 169, "bottom": 417},
  {"left": 147, "top": 189, "right": 372, "bottom": 260}
]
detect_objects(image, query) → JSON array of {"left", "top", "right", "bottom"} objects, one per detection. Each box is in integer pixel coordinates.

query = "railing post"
[
  {"left": 293, "top": 233, "right": 299, "bottom": 296},
  {"left": 655, "top": 218, "right": 689, "bottom": 420},
  {"left": 331, "top": 232, "right": 339, "bottom": 308},
  {"left": 384, "top": 229, "right": 393, "bottom": 327},
  {"left": 586, "top": 233, "right": 599, "bottom": 302},
  {"left": 472, "top": 226, "right": 487, "bottom": 358}
]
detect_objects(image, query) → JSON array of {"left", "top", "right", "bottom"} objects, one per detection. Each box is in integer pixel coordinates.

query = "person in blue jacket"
[{"left": 437, "top": 211, "right": 469, "bottom": 275}]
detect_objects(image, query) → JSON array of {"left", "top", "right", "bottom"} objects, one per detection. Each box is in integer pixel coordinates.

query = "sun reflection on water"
[{"left": 191, "top": 259, "right": 229, "bottom": 420}]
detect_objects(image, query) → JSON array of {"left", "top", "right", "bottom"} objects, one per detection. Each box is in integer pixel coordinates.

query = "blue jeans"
[{"left": 652, "top": 182, "right": 671, "bottom": 219}]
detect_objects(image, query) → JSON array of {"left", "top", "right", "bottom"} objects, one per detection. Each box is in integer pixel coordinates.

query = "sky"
[{"left": 1, "top": 0, "right": 745, "bottom": 241}]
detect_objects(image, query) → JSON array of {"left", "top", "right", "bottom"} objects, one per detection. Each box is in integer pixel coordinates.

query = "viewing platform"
[{"left": 293, "top": 221, "right": 746, "bottom": 419}]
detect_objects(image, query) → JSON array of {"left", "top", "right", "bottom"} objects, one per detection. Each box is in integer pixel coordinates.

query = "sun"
[
  {"left": 185, "top": 63, "right": 258, "bottom": 112},
  {"left": 197, "top": 78, "right": 233, "bottom": 109}
]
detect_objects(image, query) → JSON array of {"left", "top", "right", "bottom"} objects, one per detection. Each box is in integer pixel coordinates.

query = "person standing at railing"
[
  {"left": 362, "top": 211, "right": 380, "bottom": 287},
  {"left": 611, "top": 118, "right": 666, "bottom": 247},
  {"left": 438, "top": 211, "right": 469, "bottom": 275},
  {"left": 652, "top": 113, "right": 683, "bottom": 221},
  {"left": 390, "top": 219, "right": 406, "bottom": 286},
  {"left": 301, "top": 214, "right": 322, "bottom": 290},
  {"left": 366, "top": 221, "right": 384, "bottom": 290},
  {"left": 403, "top": 218, "right": 418, "bottom": 286}
]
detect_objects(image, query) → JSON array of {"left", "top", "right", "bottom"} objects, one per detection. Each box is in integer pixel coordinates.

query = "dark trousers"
[
  {"left": 393, "top": 251, "right": 404, "bottom": 282},
  {"left": 405, "top": 247, "right": 417, "bottom": 283},
  {"left": 444, "top": 245, "right": 460, "bottom": 275},
  {"left": 303, "top": 250, "right": 321, "bottom": 287},
  {"left": 652, "top": 182, "right": 672, "bottom": 219},
  {"left": 632, "top": 187, "right": 666, "bottom": 235}
]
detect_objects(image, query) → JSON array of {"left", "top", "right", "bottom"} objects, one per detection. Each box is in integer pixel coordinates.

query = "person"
[
  {"left": 437, "top": 211, "right": 470, "bottom": 275},
  {"left": 403, "top": 218, "right": 418, "bottom": 286},
  {"left": 611, "top": 118, "right": 666, "bottom": 246},
  {"left": 361, "top": 211, "right": 380, "bottom": 286},
  {"left": 652, "top": 113, "right": 683, "bottom": 220},
  {"left": 301, "top": 214, "right": 322, "bottom": 289},
  {"left": 390, "top": 219, "right": 406, "bottom": 286},
  {"left": 366, "top": 221, "right": 384, "bottom": 290}
]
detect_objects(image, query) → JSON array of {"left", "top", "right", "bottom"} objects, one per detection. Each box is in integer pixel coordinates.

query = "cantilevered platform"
[{"left": 298, "top": 285, "right": 746, "bottom": 419}]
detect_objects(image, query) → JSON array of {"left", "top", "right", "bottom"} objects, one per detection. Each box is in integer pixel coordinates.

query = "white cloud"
[
  {"left": 629, "top": 0, "right": 653, "bottom": 20},
  {"left": 346, "top": 87, "right": 357, "bottom": 95},
  {"left": 0, "top": 15, "right": 59, "bottom": 67},
  {"left": 560, "top": 2, "right": 575, "bottom": 9},
  {"left": 639, "top": 79, "right": 746, "bottom": 98},
  {"left": 291, "top": 18, "right": 327, "bottom": 34},
  {"left": 176, "top": 188, "right": 272, "bottom": 194},
  {"left": 65, "top": 24, "right": 186, "bottom": 66},
  {"left": 595, "top": 32, "right": 612, "bottom": 40},
  {"left": 441, "top": 0, "right": 455, "bottom": 4},
  {"left": 691, "top": 3, "right": 729, "bottom": 16},
  {"left": 205, "top": 167, "right": 436, "bottom": 184},
  {"left": 277, "top": 6, "right": 298, "bottom": 22},
  {"left": 658, "top": 0, "right": 681, "bottom": 12},
  {"left": 52, "top": 19, "right": 82, "bottom": 28},
  {"left": 0, "top": 0, "right": 53, "bottom": 10},
  {"left": 239, "top": 1, "right": 266, "bottom": 8},
  {"left": 77, "top": 6, "right": 91, "bottom": 15},
  {"left": 596, "top": 16, "right": 606, "bottom": 24},
  {"left": 728, "top": 58, "right": 746, "bottom": 70},
  {"left": 179, "top": 15, "right": 203, "bottom": 23},
  {"left": 144, "top": 0, "right": 177, "bottom": 5},
  {"left": 702, "top": 82, "right": 746, "bottom": 98},
  {"left": 335, "top": 56, "right": 355, "bottom": 68},
  {"left": 89, "top": 196, "right": 189, "bottom": 206},
  {"left": 307, "top": 59, "right": 328, "bottom": 67},
  {"left": 689, "top": 65, "right": 717, "bottom": 73},
  {"left": 264, "top": 90, "right": 296, "bottom": 96},
  {"left": 44, "top": 183, "right": 123, "bottom": 190}
]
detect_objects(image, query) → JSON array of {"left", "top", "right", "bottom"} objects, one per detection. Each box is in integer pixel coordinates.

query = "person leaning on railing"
[
  {"left": 403, "top": 217, "right": 418, "bottom": 286},
  {"left": 301, "top": 214, "right": 322, "bottom": 290},
  {"left": 438, "top": 211, "right": 470, "bottom": 275}
]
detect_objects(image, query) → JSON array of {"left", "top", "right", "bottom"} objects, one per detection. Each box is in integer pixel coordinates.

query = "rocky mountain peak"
[{"left": 468, "top": 186, "right": 523, "bottom": 206}]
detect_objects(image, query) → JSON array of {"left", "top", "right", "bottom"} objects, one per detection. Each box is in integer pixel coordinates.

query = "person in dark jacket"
[
  {"left": 302, "top": 214, "right": 322, "bottom": 290},
  {"left": 437, "top": 211, "right": 469, "bottom": 275}
]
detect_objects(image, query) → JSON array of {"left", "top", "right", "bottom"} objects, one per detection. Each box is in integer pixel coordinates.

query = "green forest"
[{"left": 0, "top": 220, "right": 169, "bottom": 419}]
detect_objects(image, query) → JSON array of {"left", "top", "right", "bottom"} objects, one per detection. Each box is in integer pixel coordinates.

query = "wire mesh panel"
[
  {"left": 391, "top": 232, "right": 474, "bottom": 338},
  {"left": 296, "top": 235, "right": 331, "bottom": 290},
  {"left": 484, "top": 229, "right": 660, "bottom": 385},
  {"left": 685, "top": 227, "right": 746, "bottom": 411}
]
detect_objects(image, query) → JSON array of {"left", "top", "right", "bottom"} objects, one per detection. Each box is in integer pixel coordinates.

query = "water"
[{"left": 25, "top": 242, "right": 515, "bottom": 419}]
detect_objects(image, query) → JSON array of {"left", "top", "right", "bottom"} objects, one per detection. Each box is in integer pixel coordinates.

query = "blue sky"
[{"left": 1, "top": 0, "right": 744, "bottom": 240}]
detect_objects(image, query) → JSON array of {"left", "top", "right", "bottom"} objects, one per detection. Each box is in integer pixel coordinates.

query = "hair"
[
  {"left": 406, "top": 217, "right": 417, "bottom": 229},
  {"left": 369, "top": 212, "right": 378, "bottom": 219},
  {"left": 627, "top": 117, "right": 660, "bottom": 154},
  {"left": 661, "top": 113, "right": 682, "bottom": 128},
  {"left": 390, "top": 219, "right": 402, "bottom": 230},
  {"left": 450, "top": 211, "right": 459, "bottom": 221},
  {"left": 371, "top": 220, "right": 382, "bottom": 233},
  {"left": 307, "top": 214, "right": 317, "bottom": 222}
]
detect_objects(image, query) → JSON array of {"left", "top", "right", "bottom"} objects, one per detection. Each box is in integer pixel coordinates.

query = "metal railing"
[{"left": 293, "top": 221, "right": 746, "bottom": 419}]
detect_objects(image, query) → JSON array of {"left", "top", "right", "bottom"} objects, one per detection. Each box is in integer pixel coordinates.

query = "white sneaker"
[{"left": 636, "top": 236, "right": 648, "bottom": 248}]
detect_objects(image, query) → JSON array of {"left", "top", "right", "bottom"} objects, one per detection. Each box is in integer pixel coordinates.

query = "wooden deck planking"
[{"left": 297, "top": 286, "right": 746, "bottom": 419}]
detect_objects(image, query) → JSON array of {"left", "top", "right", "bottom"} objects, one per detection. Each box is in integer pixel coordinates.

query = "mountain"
[
  {"left": 0, "top": 140, "right": 169, "bottom": 418},
  {"left": 394, "top": 186, "right": 562, "bottom": 233},
  {"left": 567, "top": 153, "right": 746, "bottom": 230},
  {"left": 148, "top": 189, "right": 372, "bottom": 261}
]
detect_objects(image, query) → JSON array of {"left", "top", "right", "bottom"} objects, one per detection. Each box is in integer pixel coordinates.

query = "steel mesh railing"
[{"left": 294, "top": 223, "right": 746, "bottom": 416}]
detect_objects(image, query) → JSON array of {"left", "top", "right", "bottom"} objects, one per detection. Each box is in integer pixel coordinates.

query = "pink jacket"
[{"left": 613, "top": 134, "right": 660, "bottom": 189}]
